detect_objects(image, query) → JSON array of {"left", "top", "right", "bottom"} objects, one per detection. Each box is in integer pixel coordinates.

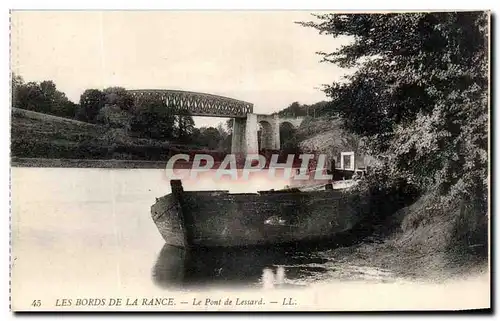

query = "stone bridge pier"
[{"left": 231, "top": 113, "right": 304, "bottom": 155}]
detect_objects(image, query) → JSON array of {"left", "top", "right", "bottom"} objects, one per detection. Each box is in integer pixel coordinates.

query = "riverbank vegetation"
[{"left": 299, "top": 12, "right": 488, "bottom": 261}]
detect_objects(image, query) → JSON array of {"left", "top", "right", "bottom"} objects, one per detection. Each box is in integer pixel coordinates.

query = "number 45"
[{"left": 31, "top": 300, "right": 41, "bottom": 307}]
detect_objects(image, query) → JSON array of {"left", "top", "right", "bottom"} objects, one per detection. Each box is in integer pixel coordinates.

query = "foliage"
[
  {"left": 299, "top": 12, "right": 489, "bottom": 256},
  {"left": 279, "top": 122, "right": 297, "bottom": 149},
  {"left": 190, "top": 126, "right": 231, "bottom": 152},
  {"left": 96, "top": 104, "right": 132, "bottom": 131},
  {"left": 103, "top": 87, "right": 135, "bottom": 111},
  {"left": 97, "top": 128, "right": 133, "bottom": 146},
  {"left": 130, "top": 94, "right": 177, "bottom": 140},
  {"left": 194, "top": 127, "right": 222, "bottom": 150},
  {"left": 173, "top": 109, "right": 196, "bottom": 143},
  {"left": 78, "top": 87, "right": 134, "bottom": 123},
  {"left": 225, "top": 119, "right": 234, "bottom": 134},
  {"left": 299, "top": 12, "right": 488, "bottom": 206},
  {"left": 12, "top": 75, "right": 77, "bottom": 118},
  {"left": 217, "top": 124, "right": 232, "bottom": 152},
  {"left": 11, "top": 74, "right": 222, "bottom": 149},
  {"left": 77, "top": 89, "right": 106, "bottom": 123},
  {"left": 276, "top": 101, "right": 330, "bottom": 118}
]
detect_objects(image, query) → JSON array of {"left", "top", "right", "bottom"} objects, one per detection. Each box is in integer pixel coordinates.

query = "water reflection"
[{"left": 152, "top": 243, "right": 332, "bottom": 289}]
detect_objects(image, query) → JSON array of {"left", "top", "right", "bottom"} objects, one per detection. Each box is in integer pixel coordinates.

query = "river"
[
  {"left": 10, "top": 167, "right": 393, "bottom": 291},
  {"left": 10, "top": 167, "right": 490, "bottom": 311}
]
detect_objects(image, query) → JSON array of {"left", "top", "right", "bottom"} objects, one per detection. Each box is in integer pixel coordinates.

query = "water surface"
[{"left": 11, "top": 167, "right": 392, "bottom": 295}]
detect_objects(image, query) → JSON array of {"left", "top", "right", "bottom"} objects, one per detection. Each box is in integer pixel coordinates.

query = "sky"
[{"left": 11, "top": 11, "right": 351, "bottom": 128}]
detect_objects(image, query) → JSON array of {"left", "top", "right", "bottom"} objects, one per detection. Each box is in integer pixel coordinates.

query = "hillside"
[
  {"left": 292, "top": 116, "right": 378, "bottom": 169},
  {"left": 10, "top": 108, "right": 226, "bottom": 163}
]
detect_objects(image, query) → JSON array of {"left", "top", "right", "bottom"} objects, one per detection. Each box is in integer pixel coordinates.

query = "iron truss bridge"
[{"left": 128, "top": 89, "right": 253, "bottom": 118}]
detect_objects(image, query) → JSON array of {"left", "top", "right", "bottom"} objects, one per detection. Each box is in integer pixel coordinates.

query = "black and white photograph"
[{"left": 8, "top": 9, "right": 491, "bottom": 312}]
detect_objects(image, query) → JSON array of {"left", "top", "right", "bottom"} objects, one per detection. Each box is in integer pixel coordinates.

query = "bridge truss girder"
[{"left": 128, "top": 89, "right": 253, "bottom": 118}]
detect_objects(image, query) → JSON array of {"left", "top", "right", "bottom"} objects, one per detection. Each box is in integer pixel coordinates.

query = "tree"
[
  {"left": 306, "top": 101, "right": 331, "bottom": 117},
  {"left": 279, "top": 122, "right": 297, "bottom": 149},
  {"left": 197, "top": 127, "right": 222, "bottom": 150},
  {"left": 299, "top": 12, "right": 488, "bottom": 206},
  {"left": 12, "top": 73, "right": 23, "bottom": 90},
  {"left": 78, "top": 89, "right": 106, "bottom": 123},
  {"left": 131, "top": 94, "right": 176, "bottom": 140},
  {"left": 39, "top": 81, "right": 77, "bottom": 118},
  {"left": 225, "top": 118, "right": 233, "bottom": 134},
  {"left": 216, "top": 123, "right": 231, "bottom": 152},
  {"left": 12, "top": 75, "right": 77, "bottom": 118},
  {"left": 103, "top": 87, "right": 134, "bottom": 111},
  {"left": 278, "top": 101, "right": 305, "bottom": 117},
  {"left": 13, "top": 81, "right": 47, "bottom": 112},
  {"left": 174, "top": 109, "right": 195, "bottom": 143},
  {"left": 96, "top": 104, "right": 131, "bottom": 130},
  {"left": 276, "top": 101, "right": 332, "bottom": 118}
]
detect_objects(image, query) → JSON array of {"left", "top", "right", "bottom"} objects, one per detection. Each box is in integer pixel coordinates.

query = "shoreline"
[
  {"left": 10, "top": 157, "right": 169, "bottom": 169},
  {"left": 323, "top": 238, "right": 489, "bottom": 283},
  {"left": 9, "top": 157, "right": 326, "bottom": 171}
]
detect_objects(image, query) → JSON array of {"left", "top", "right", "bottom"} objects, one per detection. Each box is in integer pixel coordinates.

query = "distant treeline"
[
  {"left": 11, "top": 74, "right": 233, "bottom": 152},
  {"left": 274, "top": 101, "right": 332, "bottom": 118}
]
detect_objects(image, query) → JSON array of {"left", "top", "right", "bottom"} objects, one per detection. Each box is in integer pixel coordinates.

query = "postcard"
[{"left": 9, "top": 10, "right": 490, "bottom": 312}]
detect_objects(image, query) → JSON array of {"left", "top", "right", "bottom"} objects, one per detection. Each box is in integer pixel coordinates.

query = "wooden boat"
[{"left": 151, "top": 174, "right": 365, "bottom": 249}]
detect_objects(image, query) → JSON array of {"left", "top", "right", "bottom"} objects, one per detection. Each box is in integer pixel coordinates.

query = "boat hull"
[{"left": 151, "top": 180, "right": 362, "bottom": 249}]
